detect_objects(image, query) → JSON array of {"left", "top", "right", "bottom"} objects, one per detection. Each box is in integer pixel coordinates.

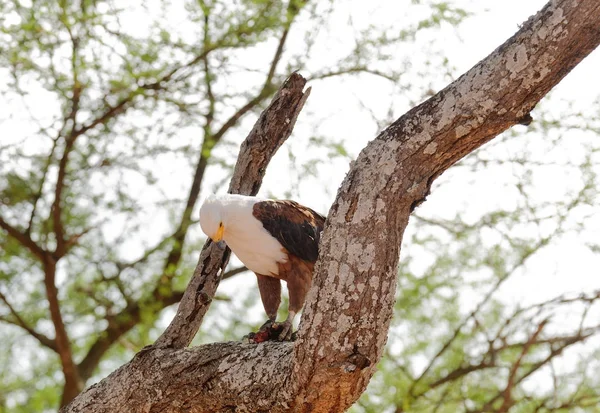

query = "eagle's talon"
[
  {"left": 273, "top": 320, "right": 294, "bottom": 341},
  {"left": 259, "top": 319, "right": 275, "bottom": 331}
]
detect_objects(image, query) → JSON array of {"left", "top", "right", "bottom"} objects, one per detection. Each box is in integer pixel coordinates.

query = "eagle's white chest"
[{"left": 223, "top": 214, "right": 288, "bottom": 276}]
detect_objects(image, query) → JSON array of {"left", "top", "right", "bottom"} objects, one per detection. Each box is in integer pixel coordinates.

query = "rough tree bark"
[{"left": 62, "top": 1, "right": 600, "bottom": 412}]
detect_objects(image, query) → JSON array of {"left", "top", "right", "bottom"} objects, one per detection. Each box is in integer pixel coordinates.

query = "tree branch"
[
  {"left": 52, "top": 27, "right": 83, "bottom": 258},
  {"left": 497, "top": 320, "right": 547, "bottom": 412},
  {"left": 44, "top": 258, "right": 83, "bottom": 407},
  {"left": 52, "top": 135, "right": 78, "bottom": 258},
  {"left": 0, "top": 215, "right": 47, "bottom": 261},
  {"left": 0, "top": 291, "right": 58, "bottom": 352},
  {"left": 308, "top": 66, "right": 398, "bottom": 82},
  {"left": 222, "top": 266, "right": 248, "bottom": 280},
  {"left": 26, "top": 135, "right": 59, "bottom": 235},
  {"left": 71, "top": 342, "right": 293, "bottom": 413}
]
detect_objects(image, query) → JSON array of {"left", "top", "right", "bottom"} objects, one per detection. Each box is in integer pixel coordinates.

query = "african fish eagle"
[{"left": 199, "top": 194, "right": 325, "bottom": 341}]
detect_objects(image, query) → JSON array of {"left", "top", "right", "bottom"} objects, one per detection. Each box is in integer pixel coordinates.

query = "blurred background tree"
[{"left": 0, "top": 0, "right": 599, "bottom": 411}]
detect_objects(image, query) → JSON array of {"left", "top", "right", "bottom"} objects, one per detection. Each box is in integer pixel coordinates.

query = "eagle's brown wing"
[{"left": 252, "top": 200, "right": 325, "bottom": 263}]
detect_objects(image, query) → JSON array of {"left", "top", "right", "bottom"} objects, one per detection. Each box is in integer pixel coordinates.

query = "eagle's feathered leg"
[
  {"left": 273, "top": 261, "right": 312, "bottom": 341},
  {"left": 255, "top": 274, "right": 281, "bottom": 331}
]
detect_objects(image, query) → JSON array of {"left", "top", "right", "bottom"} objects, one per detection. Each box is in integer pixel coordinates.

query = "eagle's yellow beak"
[{"left": 212, "top": 223, "right": 225, "bottom": 242}]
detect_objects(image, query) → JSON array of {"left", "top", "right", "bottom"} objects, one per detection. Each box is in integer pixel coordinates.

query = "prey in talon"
[{"left": 200, "top": 194, "right": 325, "bottom": 342}]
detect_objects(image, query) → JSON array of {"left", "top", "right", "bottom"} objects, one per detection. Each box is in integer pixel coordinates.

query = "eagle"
[{"left": 199, "top": 194, "right": 325, "bottom": 341}]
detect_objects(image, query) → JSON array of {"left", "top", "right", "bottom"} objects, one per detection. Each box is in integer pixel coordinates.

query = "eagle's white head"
[
  {"left": 199, "top": 195, "right": 225, "bottom": 242},
  {"left": 199, "top": 194, "right": 260, "bottom": 242},
  {"left": 199, "top": 194, "right": 288, "bottom": 276}
]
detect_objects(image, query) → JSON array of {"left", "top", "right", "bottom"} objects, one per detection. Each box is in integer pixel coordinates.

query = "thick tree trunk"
[{"left": 62, "top": 1, "right": 600, "bottom": 412}]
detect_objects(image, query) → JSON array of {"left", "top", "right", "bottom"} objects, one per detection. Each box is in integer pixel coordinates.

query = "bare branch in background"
[
  {"left": 0, "top": 291, "right": 57, "bottom": 352},
  {"left": 222, "top": 266, "right": 248, "bottom": 280},
  {"left": 0, "top": 216, "right": 46, "bottom": 261}
]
